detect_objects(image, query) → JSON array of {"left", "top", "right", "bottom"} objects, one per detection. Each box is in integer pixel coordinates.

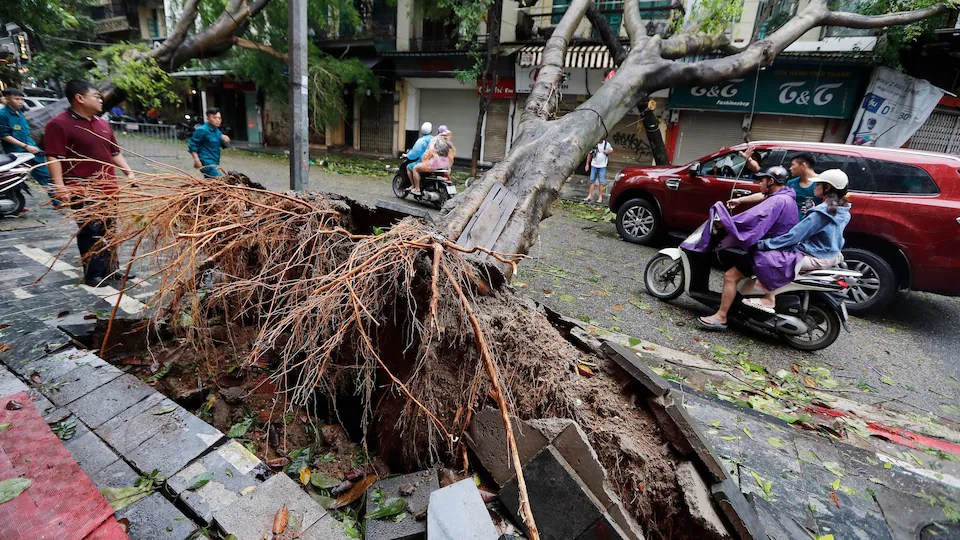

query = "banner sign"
[
  {"left": 668, "top": 64, "right": 865, "bottom": 118},
  {"left": 845, "top": 67, "right": 945, "bottom": 148},
  {"left": 515, "top": 65, "right": 606, "bottom": 95},
  {"left": 478, "top": 78, "right": 516, "bottom": 99}
]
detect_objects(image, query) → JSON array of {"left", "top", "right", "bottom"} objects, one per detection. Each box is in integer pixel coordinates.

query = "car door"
[{"left": 667, "top": 147, "right": 780, "bottom": 230}]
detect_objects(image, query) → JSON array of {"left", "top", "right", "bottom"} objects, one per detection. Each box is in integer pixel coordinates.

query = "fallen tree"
[{"left": 43, "top": 1, "right": 953, "bottom": 538}]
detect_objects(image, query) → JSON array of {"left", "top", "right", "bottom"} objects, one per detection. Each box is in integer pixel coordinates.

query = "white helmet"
[{"left": 420, "top": 122, "right": 433, "bottom": 135}]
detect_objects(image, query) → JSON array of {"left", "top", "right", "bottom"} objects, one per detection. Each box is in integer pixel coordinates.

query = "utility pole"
[{"left": 289, "top": 0, "right": 308, "bottom": 191}]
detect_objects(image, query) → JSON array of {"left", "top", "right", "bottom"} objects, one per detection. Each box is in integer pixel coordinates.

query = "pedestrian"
[
  {"left": 731, "top": 152, "right": 820, "bottom": 219},
  {"left": 44, "top": 80, "right": 137, "bottom": 287},
  {"left": 188, "top": 107, "right": 230, "bottom": 179},
  {"left": 0, "top": 88, "right": 55, "bottom": 210},
  {"left": 584, "top": 138, "right": 613, "bottom": 203}
]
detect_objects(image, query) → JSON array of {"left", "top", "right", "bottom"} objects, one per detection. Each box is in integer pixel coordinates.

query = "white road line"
[
  {"left": 14, "top": 244, "right": 80, "bottom": 273},
  {"left": 76, "top": 284, "right": 148, "bottom": 315},
  {"left": 11, "top": 287, "right": 34, "bottom": 299}
]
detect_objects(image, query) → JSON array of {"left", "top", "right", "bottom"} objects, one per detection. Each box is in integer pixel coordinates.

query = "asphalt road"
[{"left": 120, "top": 146, "right": 960, "bottom": 422}]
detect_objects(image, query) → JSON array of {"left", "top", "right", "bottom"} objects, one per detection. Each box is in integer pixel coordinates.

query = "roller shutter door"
[
  {"left": 908, "top": 110, "right": 960, "bottom": 154},
  {"left": 359, "top": 89, "right": 395, "bottom": 154},
  {"left": 483, "top": 100, "right": 511, "bottom": 162},
  {"left": 749, "top": 114, "right": 826, "bottom": 143},
  {"left": 419, "top": 89, "right": 480, "bottom": 157},
  {"left": 673, "top": 112, "right": 745, "bottom": 165}
]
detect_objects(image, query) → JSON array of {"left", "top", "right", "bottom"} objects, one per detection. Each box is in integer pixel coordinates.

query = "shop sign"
[
  {"left": 515, "top": 65, "right": 607, "bottom": 95},
  {"left": 668, "top": 65, "right": 865, "bottom": 118},
  {"left": 478, "top": 78, "right": 516, "bottom": 99}
]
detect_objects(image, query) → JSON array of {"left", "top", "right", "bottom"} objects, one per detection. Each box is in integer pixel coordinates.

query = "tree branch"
[
  {"left": 621, "top": 0, "right": 645, "bottom": 49},
  {"left": 155, "top": 0, "right": 201, "bottom": 58},
  {"left": 586, "top": 2, "right": 627, "bottom": 65},
  {"left": 822, "top": 3, "right": 950, "bottom": 29},
  {"left": 659, "top": 33, "right": 730, "bottom": 59},
  {"left": 233, "top": 37, "right": 288, "bottom": 62}
]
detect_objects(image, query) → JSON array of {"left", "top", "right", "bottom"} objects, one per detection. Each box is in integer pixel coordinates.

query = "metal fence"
[{"left": 110, "top": 122, "right": 179, "bottom": 158}]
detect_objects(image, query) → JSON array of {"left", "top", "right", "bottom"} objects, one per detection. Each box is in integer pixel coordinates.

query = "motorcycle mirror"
[{"left": 688, "top": 162, "right": 701, "bottom": 176}]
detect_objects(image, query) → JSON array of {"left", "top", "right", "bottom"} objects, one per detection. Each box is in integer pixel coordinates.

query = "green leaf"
[
  {"left": 286, "top": 447, "right": 312, "bottom": 474},
  {"left": 710, "top": 420, "right": 722, "bottom": 428},
  {"left": 227, "top": 418, "right": 253, "bottom": 438},
  {"left": 558, "top": 294, "right": 576, "bottom": 304},
  {"left": 883, "top": 462, "right": 893, "bottom": 469},
  {"left": 100, "top": 485, "right": 152, "bottom": 511},
  {"left": 742, "top": 427, "right": 754, "bottom": 439},
  {"left": 767, "top": 437, "right": 786, "bottom": 449},
  {"left": 823, "top": 462, "right": 844, "bottom": 478},
  {"left": 366, "top": 497, "right": 406, "bottom": 521},
  {"left": 152, "top": 405, "right": 177, "bottom": 415},
  {"left": 0, "top": 423, "right": 9, "bottom": 432},
  {"left": 816, "top": 535, "right": 835, "bottom": 540},
  {"left": 880, "top": 376, "right": 896, "bottom": 386},
  {"left": 185, "top": 471, "right": 214, "bottom": 491},
  {"left": 830, "top": 477, "right": 841, "bottom": 490},
  {"left": 0, "top": 478, "right": 32, "bottom": 504},
  {"left": 310, "top": 472, "right": 341, "bottom": 489},
  {"left": 627, "top": 337, "right": 641, "bottom": 347},
  {"left": 719, "top": 435, "right": 740, "bottom": 441}
]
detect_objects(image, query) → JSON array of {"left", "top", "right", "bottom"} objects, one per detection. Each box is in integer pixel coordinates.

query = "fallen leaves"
[
  {"left": 829, "top": 491, "right": 841, "bottom": 508},
  {"left": 334, "top": 476, "right": 377, "bottom": 508},
  {"left": 185, "top": 471, "right": 214, "bottom": 491},
  {"left": 227, "top": 418, "right": 253, "bottom": 439},
  {"left": 152, "top": 405, "right": 177, "bottom": 416},
  {"left": 100, "top": 485, "right": 152, "bottom": 511},
  {"left": 273, "top": 504, "right": 289, "bottom": 534},
  {"left": 767, "top": 436, "right": 785, "bottom": 449},
  {"left": 0, "top": 343, "right": 10, "bottom": 353},
  {"left": 0, "top": 422, "right": 9, "bottom": 432},
  {"left": 0, "top": 478, "right": 31, "bottom": 504}
]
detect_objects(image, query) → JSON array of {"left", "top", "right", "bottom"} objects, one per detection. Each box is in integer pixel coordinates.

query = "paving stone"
[
  {"left": 648, "top": 392, "right": 729, "bottom": 484},
  {"left": 427, "top": 478, "right": 499, "bottom": 540},
  {"left": 0, "top": 365, "right": 29, "bottom": 396},
  {"left": 710, "top": 478, "right": 767, "bottom": 540},
  {"left": 602, "top": 341, "right": 671, "bottom": 397},
  {"left": 45, "top": 361, "right": 123, "bottom": 406},
  {"left": 500, "top": 446, "right": 626, "bottom": 540},
  {"left": 573, "top": 515, "right": 626, "bottom": 540},
  {"left": 299, "top": 514, "right": 351, "bottom": 540},
  {"left": 365, "top": 469, "right": 439, "bottom": 540},
  {"left": 0, "top": 319, "right": 72, "bottom": 373},
  {"left": 120, "top": 491, "right": 196, "bottom": 540},
  {"left": 95, "top": 392, "right": 170, "bottom": 455},
  {"left": 64, "top": 429, "right": 123, "bottom": 478},
  {"left": 167, "top": 440, "right": 269, "bottom": 524},
  {"left": 214, "top": 472, "right": 328, "bottom": 540},
  {"left": 69, "top": 373, "right": 156, "bottom": 429},
  {"left": 123, "top": 404, "right": 223, "bottom": 477},
  {"left": 9, "top": 346, "right": 103, "bottom": 381},
  {"left": 675, "top": 461, "right": 731, "bottom": 539},
  {"left": 89, "top": 456, "right": 140, "bottom": 490},
  {"left": 466, "top": 406, "right": 550, "bottom": 486}
]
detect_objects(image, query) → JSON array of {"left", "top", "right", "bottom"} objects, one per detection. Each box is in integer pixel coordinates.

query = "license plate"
[
  {"left": 840, "top": 301, "right": 849, "bottom": 322},
  {"left": 445, "top": 185, "right": 457, "bottom": 195}
]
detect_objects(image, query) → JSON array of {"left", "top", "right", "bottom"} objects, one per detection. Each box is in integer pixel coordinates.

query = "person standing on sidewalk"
[
  {"left": 0, "top": 88, "right": 55, "bottom": 210},
  {"left": 44, "top": 80, "right": 137, "bottom": 287},
  {"left": 188, "top": 107, "right": 230, "bottom": 179},
  {"left": 584, "top": 138, "right": 613, "bottom": 203}
]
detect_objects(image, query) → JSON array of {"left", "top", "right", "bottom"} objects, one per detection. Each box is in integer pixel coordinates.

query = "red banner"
[{"left": 478, "top": 78, "right": 516, "bottom": 99}]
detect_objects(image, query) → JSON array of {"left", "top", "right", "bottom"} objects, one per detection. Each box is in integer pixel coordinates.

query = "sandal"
[
  {"left": 742, "top": 297, "right": 775, "bottom": 314},
  {"left": 697, "top": 316, "right": 728, "bottom": 330}
]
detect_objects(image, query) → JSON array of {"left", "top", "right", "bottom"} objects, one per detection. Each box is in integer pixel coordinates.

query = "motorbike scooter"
[
  {"left": 0, "top": 152, "right": 36, "bottom": 217},
  {"left": 392, "top": 156, "right": 457, "bottom": 210},
  {"left": 643, "top": 221, "right": 861, "bottom": 351}
]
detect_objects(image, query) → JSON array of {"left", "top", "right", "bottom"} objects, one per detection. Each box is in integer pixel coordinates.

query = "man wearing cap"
[
  {"left": 685, "top": 166, "right": 799, "bottom": 330},
  {"left": 0, "top": 88, "right": 54, "bottom": 210}
]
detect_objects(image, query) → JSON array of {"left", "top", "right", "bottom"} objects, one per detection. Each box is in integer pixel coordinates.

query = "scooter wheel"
[
  {"left": 1, "top": 192, "right": 26, "bottom": 217},
  {"left": 781, "top": 300, "right": 841, "bottom": 351},
  {"left": 644, "top": 254, "right": 684, "bottom": 300},
  {"left": 392, "top": 174, "right": 409, "bottom": 199}
]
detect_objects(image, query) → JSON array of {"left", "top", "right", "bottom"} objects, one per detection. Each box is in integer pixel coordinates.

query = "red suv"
[{"left": 609, "top": 141, "right": 960, "bottom": 314}]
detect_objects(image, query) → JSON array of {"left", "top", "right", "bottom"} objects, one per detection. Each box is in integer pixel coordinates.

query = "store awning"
[{"left": 516, "top": 44, "right": 619, "bottom": 69}]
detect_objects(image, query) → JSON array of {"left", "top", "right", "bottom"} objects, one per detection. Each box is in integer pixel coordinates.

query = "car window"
[
  {"left": 701, "top": 149, "right": 773, "bottom": 179},
  {"left": 865, "top": 159, "right": 940, "bottom": 195},
  {"left": 840, "top": 156, "right": 872, "bottom": 192}
]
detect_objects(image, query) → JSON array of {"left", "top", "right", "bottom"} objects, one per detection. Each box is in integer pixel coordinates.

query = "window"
[
  {"left": 551, "top": 0, "right": 571, "bottom": 24},
  {"left": 701, "top": 148, "right": 774, "bottom": 179},
  {"left": 866, "top": 159, "right": 940, "bottom": 195}
]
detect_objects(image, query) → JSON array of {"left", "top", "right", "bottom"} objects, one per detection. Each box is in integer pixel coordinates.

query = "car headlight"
[{"left": 614, "top": 172, "right": 624, "bottom": 184}]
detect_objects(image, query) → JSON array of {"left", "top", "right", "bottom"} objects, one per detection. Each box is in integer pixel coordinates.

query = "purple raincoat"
[{"left": 681, "top": 187, "right": 799, "bottom": 255}]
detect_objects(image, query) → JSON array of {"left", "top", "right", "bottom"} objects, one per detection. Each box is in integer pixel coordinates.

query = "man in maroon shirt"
[{"left": 45, "top": 80, "right": 137, "bottom": 287}]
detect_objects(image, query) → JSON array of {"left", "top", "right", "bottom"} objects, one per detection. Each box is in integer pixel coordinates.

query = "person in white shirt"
[{"left": 584, "top": 139, "right": 613, "bottom": 203}]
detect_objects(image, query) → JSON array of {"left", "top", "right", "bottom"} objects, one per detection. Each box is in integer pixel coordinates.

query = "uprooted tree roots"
[{"left": 50, "top": 173, "right": 704, "bottom": 539}]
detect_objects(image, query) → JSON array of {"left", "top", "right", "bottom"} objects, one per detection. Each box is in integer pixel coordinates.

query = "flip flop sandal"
[
  {"left": 742, "top": 298, "right": 776, "bottom": 314},
  {"left": 697, "top": 316, "right": 728, "bottom": 330}
]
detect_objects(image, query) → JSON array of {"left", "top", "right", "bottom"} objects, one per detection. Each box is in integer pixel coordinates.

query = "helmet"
[
  {"left": 420, "top": 122, "right": 433, "bottom": 135},
  {"left": 756, "top": 165, "right": 789, "bottom": 185},
  {"left": 814, "top": 169, "right": 849, "bottom": 190}
]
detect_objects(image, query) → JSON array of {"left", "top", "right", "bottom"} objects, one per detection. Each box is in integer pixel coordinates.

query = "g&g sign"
[{"left": 670, "top": 65, "right": 866, "bottom": 118}]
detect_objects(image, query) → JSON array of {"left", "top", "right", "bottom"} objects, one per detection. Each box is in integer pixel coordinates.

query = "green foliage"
[
  {"left": 0, "top": 0, "right": 88, "bottom": 36},
  {"left": 94, "top": 44, "right": 180, "bottom": 109},
  {"left": 688, "top": 0, "right": 744, "bottom": 36},
  {"left": 852, "top": 0, "right": 958, "bottom": 69},
  {"left": 0, "top": 0, "right": 96, "bottom": 88}
]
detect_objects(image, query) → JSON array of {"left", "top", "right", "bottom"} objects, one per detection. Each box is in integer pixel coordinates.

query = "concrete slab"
[
  {"left": 0, "top": 321, "right": 72, "bottom": 373},
  {"left": 64, "top": 429, "right": 122, "bottom": 479},
  {"left": 365, "top": 469, "right": 438, "bottom": 540},
  {"left": 123, "top": 404, "right": 223, "bottom": 477},
  {"left": 68, "top": 373, "right": 156, "bottom": 429},
  {"left": 465, "top": 407, "right": 549, "bottom": 486},
  {"left": 0, "top": 365, "right": 29, "bottom": 396},
  {"left": 120, "top": 491, "right": 196, "bottom": 540},
  {"left": 300, "top": 514, "right": 351, "bottom": 540},
  {"left": 44, "top": 361, "right": 123, "bottom": 406},
  {"left": 167, "top": 440, "right": 268, "bottom": 524},
  {"left": 214, "top": 472, "right": 329, "bottom": 540},
  {"left": 427, "top": 479, "right": 498, "bottom": 540},
  {"left": 94, "top": 392, "right": 169, "bottom": 455}
]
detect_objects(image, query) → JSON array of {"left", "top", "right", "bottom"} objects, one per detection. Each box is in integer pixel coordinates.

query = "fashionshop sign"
[{"left": 668, "top": 64, "right": 866, "bottom": 118}]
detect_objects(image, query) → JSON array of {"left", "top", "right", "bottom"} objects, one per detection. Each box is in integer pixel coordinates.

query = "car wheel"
[
  {"left": 839, "top": 247, "right": 897, "bottom": 315},
  {"left": 616, "top": 198, "right": 661, "bottom": 245}
]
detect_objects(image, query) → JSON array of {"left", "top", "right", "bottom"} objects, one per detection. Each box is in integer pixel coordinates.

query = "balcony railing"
[
  {"left": 410, "top": 34, "right": 488, "bottom": 53},
  {"left": 95, "top": 16, "right": 132, "bottom": 35}
]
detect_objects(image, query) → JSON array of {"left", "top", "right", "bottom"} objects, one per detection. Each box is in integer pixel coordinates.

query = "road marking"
[
  {"left": 11, "top": 287, "right": 34, "bottom": 299},
  {"left": 15, "top": 244, "right": 79, "bottom": 273},
  {"left": 74, "top": 284, "right": 148, "bottom": 315}
]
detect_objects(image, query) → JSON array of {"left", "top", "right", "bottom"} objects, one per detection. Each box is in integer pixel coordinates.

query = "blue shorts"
[{"left": 589, "top": 166, "right": 607, "bottom": 185}]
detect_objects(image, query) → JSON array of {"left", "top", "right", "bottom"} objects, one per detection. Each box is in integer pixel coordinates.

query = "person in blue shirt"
[
  {"left": 0, "top": 88, "right": 55, "bottom": 210},
  {"left": 188, "top": 107, "right": 230, "bottom": 178},
  {"left": 405, "top": 122, "right": 433, "bottom": 194},
  {"left": 730, "top": 152, "right": 820, "bottom": 219},
  {"left": 743, "top": 169, "right": 852, "bottom": 313}
]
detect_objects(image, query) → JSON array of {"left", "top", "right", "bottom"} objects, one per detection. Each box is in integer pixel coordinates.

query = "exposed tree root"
[{"left": 51, "top": 173, "right": 700, "bottom": 538}]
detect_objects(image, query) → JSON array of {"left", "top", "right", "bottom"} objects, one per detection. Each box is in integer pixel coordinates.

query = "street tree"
[{"left": 44, "top": 2, "right": 955, "bottom": 538}]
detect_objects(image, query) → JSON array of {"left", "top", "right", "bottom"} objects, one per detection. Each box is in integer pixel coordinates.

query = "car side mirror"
[{"left": 688, "top": 162, "right": 701, "bottom": 176}]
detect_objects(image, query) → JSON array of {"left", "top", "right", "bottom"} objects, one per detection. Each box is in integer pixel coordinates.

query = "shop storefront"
[{"left": 668, "top": 63, "right": 868, "bottom": 163}]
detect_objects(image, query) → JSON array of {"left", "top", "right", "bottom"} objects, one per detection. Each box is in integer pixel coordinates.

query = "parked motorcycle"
[
  {"left": 643, "top": 221, "right": 860, "bottom": 351},
  {"left": 392, "top": 156, "right": 457, "bottom": 210},
  {"left": 0, "top": 153, "right": 36, "bottom": 217},
  {"left": 176, "top": 114, "right": 202, "bottom": 140}
]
